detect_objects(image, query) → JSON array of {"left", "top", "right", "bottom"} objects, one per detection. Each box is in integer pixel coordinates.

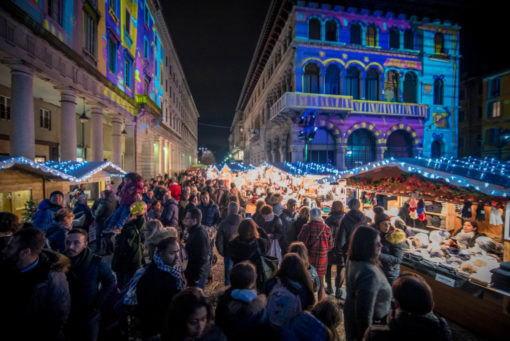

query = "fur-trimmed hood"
[
  {"left": 40, "top": 248, "right": 71, "bottom": 273},
  {"left": 385, "top": 228, "right": 407, "bottom": 244}
]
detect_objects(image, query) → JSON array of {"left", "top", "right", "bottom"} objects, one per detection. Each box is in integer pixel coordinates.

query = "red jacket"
[
  {"left": 298, "top": 220, "right": 333, "bottom": 277},
  {"left": 169, "top": 181, "right": 182, "bottom": 201}
]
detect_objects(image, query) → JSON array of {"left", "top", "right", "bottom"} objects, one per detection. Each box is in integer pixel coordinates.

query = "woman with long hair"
[{"left": 343, "top": 226, "right": 392, "bottom": 341}]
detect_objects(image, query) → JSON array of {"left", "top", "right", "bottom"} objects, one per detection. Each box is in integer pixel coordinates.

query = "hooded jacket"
[
  {"left": 112, "top": 215, "right": 145, "bottom": 274},
  {"left": 33, "top": 199, "right": 63, "bottom": 232},
  {"left": 363, "top": 310, "right": 452, "bottom": 341},
  {"left": 379, "top": 228, "right": 406, "bottom": 284},
  {"left": 0, "top": 249, "right": 71, "bottom": 341},
  {"left": 228, "top": 236, "right": 269, "bottom": 289},
  {"left": 215, "top": 213, "right": 242, "bottom": 256},
  {"left": 184, "top": 224, "right": 211, "bottom": 284},
  {"left": 325, "top": 211, "right": 345, "bottom": 263},
  {"left": 161, "top": 198, "right": 179, "bottom": 227},
  {"left": 94, "top": 194, "right": 117, "bottom": 225},
  {"left": 281, "top": 311, "right": 330, "bottom": 341}
]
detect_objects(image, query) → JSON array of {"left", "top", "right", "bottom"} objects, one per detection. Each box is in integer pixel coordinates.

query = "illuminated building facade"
[
  {"left": 231, "top": 0, "right": 460, "bottom": 168},
  {"left": 0, "top": 0, "right": 198, "bottom": 178}
]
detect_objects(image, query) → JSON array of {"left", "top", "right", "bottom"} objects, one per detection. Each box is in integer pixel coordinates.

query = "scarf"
[{"left": 153, "top": 251, "right": 185, "bottom": 290}]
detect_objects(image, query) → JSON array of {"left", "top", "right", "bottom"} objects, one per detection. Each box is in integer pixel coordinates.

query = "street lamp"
[{"left": 79, "top": 99, "right": 89, "bottom": 160}]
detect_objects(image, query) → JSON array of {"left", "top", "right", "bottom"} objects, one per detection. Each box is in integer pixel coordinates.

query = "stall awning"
[{"left": 0, "top": 157, "right": 127, "bottom": 183}]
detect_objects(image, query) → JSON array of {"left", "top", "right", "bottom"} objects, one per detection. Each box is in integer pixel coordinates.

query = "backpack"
[{"left": 266, "top": 278, "right": 302, "bottom": 327}]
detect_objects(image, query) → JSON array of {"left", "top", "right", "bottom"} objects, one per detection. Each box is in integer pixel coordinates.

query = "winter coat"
[
  {"left": 280, "top": 209, "right": 297, "bottom": 250},
  {"left": 184, "top": 224, "right": 211, "bottom": 285},
  {"left": 363, "top": 310, "right": 452, "bottom": 341},
  {"left": 0, "top": 249, "right": 71, "bottom": 341},
  {"left": 119, "top": 180, "right": 144, "bottom": 206},
  {"left": 379, "top": 228, "right": 406, "bottom": 284},
  {"left": 215, "top": 288, "right": 270, "bottom": 341},
  {"left": 161, "top": 198, "right": 179, "bottom": 227},
  {"left": 259, "top": 215, "right": 285, "bottom": 251},
  {"left": 47, "top": 223, "right": 70, "bottom": 253},
  {"left": 197, "top": 202, "right": 220, "bottom": 227},
  {"left": 94, "top": 196, "right": 117, "bottom": 225},
  {"left": 228, "top": 236, "right": 269, "bottom": 290},
  {"left": 33, "top": 199, "right": 63, "bottom": 232},
  {"left": 215, "top": 213, "right": 242, "bottom": 256},
  {"left": 137, "top": 262, "right": 181, "bottom": 338},
  {"left": 344, "top": 260, "right": 392, "bottom": 341},
  {"left": 281, "top": 311, "right": 330, "bottom": 341},
  {"left": 73, "top": 202, "right": 94, "bottom": 231},
  {"left": 66, "top": 248, "right": 115, "bottom": 325},
  {"left": 111, "top": 215, "right": 145, "bottom": 275},
  {"left": 335, "top": 210, "right": 369, "bottom": 257},
  {"left": 289, "top": 217, "right": 308, "bottom": 244},
  {"left": 263, "top": 276, "right": 315, "bottom": 310},
  {"left": 298, "top": 220, "right": 333, "bottom": 277},
  {"left": 325, "top": 211, "right": 345, "bottom": 264}
]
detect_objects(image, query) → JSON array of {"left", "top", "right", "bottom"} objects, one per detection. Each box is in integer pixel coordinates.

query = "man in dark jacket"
[
  {"left": 183, "top": 208, "right": 210, "bottom": 289},
  {"left": 259, "top": 205, "right": 284, "bottom": 255},
  {"left": 0, "top": 228, "right": 71, "bottom": 341},
  {"left": 324, "top": 200, "right": 345, "bottom": 298},
  {"left": 363, "top": 273, "right": 452, "bottom": 341},
  {"left": 137, "top": 236, "right": 185, "bottom": 339},
  {"left": 197, "top": 191, "right": 220, "bottom": 227},
  {"left": 279, "top": 199, "right": 297, "bottom": 254},
  {"left": 161, "top": 190, "right": 179, "bottom": 227},
  {"left": 65, "top": 228, "right": 115, "bottom": 341},
  {"left": 73, "top": 194, "right": 94, "bottom": 231},
  {"left": 215, "top": 202, "right": 242, "bottom": 285},
  {"left": 93, "top": 190, "right": 117, "bottom": 252},
  {"left": 33, "top": 190, "right": 64, "bottom": 232},
  {"left": 335, "top": 198, "right": 368, "bottom": 260}
]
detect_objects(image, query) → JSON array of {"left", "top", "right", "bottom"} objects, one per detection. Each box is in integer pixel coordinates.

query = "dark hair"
[
  {"left": 68, "top": 228, "right": 88, "bottom": 241},
  {"left": 274, "top": 253, "right": 315, "bottom": 308},
  {"left": 393, "top": 273, "right": 434, "bottom": 314},
  {"left": 164, "top": 287, "right": 213, "bottom": 340},
  {"left": 157, "top": 236, "right": 178, "bottom": 251},
  {"left": 288, "top": 241, "right": 310, "bottom": 269},
  {"left": 260, "top": 205, "right": 273, "bottom": 215},
  {"left": 13, "top": 228, "right": 45, "bottom": 256},
  {"left": 230, "top": 261, "right": 256, "bottom": 289},
  {"left": 200, "top": 191, "right": 209, "bottom": 197},
  {"left": 331, "top": 201, "right": 344, "bottom": 213},
  {"left": 186, "top": 207, "right": 202, "bottom": 223},
  {"left": 463, "top": 220, "right": 479, "bottom": 231},
  {"left": 255, "top": 200, "right": 265, "bottom": 213},
  {"left": 347, "top": 198, "right": 360, "bottom": 210},
  {"left": 103, "top": 190, "right": 114, "bottom": 200},
  {"left": 373, "top": 206, "right": 385, "bottom": 216},
  {"left": 238, "top": 219, "right": 259, "bottom": 239},
  {"left": 125, "top": 172, "right": 143, "bottom": 183},
  {"left": 311, "top": 298, "right": 342, "bottom": 339},
  {"left": 0, "top": 212, "right": 21, "bottom": 234},
  {"left": 347, "top": 226, "right": 380, "bottom": 264},
  {"left": 54, "top": 208, "right": 74, "bottom": 222}
]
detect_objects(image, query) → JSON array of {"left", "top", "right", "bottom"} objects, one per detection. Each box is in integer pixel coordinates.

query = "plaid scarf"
[{"left": 153, "top": 252, "right": 185, "bottom": 290}]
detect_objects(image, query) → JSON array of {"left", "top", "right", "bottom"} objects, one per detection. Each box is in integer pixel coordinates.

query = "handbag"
[
  {"left": 257, "top": 243, "right": 278, "bottom": 282},
  {"left": 268, "top": 239, "right": 283, "bottom": 263}
]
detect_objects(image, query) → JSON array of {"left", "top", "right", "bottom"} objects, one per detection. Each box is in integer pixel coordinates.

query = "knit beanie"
[{"left": 375, "top": 213, "right": 390, "bottom": 226}]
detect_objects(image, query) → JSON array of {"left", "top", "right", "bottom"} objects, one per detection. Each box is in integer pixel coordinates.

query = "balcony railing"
[{"left": 270, "top": 92, "right": 428, "bottom": 121}]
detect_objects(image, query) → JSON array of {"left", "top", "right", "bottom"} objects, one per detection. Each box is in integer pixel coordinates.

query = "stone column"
[
  {"left": 377, "top": 145, "right": 387, "bottom": 161},
  {"left": 124, "top": 121, "right": 135, "bottom": 171},
  {"left": 335, "top": 145, "right": 347, "bottom": 170},
  {"left": 157, "top": 136, "right": 163, "bottom": 176},
  {"left": 111, "top": 115, "right": 123, "bottom": 166},
  {"left": 291, "top": 145, "right": 304, "bottom": 162},
  {"left": 59, "top": 89, "right": 77, "bottom": 161},
  {"left": 90, "top": 106, "right": 104, "bottom": 161},
  {"left": 10, "top": 64, "right": 34, "bottom": 159}
]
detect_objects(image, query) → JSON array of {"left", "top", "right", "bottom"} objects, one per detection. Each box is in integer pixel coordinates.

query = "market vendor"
[{"left": 445, "top": 220, "right": 482, "bottom": 249}]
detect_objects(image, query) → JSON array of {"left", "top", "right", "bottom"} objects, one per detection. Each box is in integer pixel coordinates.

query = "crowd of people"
[{"left": 0, "top": 170, "right": 453, "bottom": 341}]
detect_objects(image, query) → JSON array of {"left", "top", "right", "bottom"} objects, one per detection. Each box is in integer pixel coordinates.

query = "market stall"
[
  {"left": 0, "top": 156, "right": 126, "bottom": 218},
  {"left": 338, "top": 157, "right": 510, "bottom": 337}
]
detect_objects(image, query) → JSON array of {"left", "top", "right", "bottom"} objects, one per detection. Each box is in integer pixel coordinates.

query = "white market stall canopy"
[{"left": 0, "top": 156, "right": 127, "bottom": 183}]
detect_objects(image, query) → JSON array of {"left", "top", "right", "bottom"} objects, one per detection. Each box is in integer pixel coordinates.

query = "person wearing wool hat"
[
  {"left": 373, "top": 213, "right": 406, "bottom": 284},
  {"left": 111, "top": 200, "right": 147, "bottom": 289}
]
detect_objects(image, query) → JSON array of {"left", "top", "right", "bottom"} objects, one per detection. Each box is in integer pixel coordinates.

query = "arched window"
[
  {"left": 346, "top": 129, "right": 376, "bottom": 168},
  {"left": 325, "top": 20, "right": 338, "bottom": 41},
  {"left": 434, "top": 78, "right": 444, "bottom": 105},
  {"left": 325, "top": 64, "right": 341, "bottom": 95},
  {"left": 386, "top": 130, "right": 414, "bottom": 158},
  {"left": 366, "top": 25, "right": 377, "bottom": 47},
  {"left": 431, "top": 139, "right": 443, "bottom": 158},
  {"left": 404, "top": 29, "right": 414, "bottom": 49},
  {"left": 307, "top": 128, "right": 336, "bottom": 165},
  {"left": 365, "top": 68, "right": 380, "bottom": 101},
  {"left": 309, "top": 18, "right": 321, "bottom": 40},
  {"left": 346, "top": 66, "right": 361, "bottom": 99},
  {"left": 434, "top": 33, "right": 444, "bottom": 54},
  {"left": 403, "top": 72, "right": 418, "bottom": 103},
  {"left": 384, "top": 70, "right": 400, "bottom": 102},
  {"left": 389, "top": 27, "right": 400, "bottom": 49},
  {"left": 350, "top": 23, "right": 362, "bottom": 44},
  {"left": 304, "top": 63, "right": 321, "bottom": 93}
]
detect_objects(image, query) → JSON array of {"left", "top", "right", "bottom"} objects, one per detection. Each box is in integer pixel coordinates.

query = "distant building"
[
  {"left": 458, "top": 75, "right": 483, "bottom": 158},
  {"left": 0, "top": 0, "right": 198, "bottom": 178},
  {"left": 231, "top": 0, "right": 461, "bottom": 168},
  {"left": 481, "top": 69, "right": 510, "bottom": 160}
]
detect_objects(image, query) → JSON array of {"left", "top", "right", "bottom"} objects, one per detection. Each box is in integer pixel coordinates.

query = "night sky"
[{"left": 163, "top": 1, "right": 508, "bottom": 161}]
